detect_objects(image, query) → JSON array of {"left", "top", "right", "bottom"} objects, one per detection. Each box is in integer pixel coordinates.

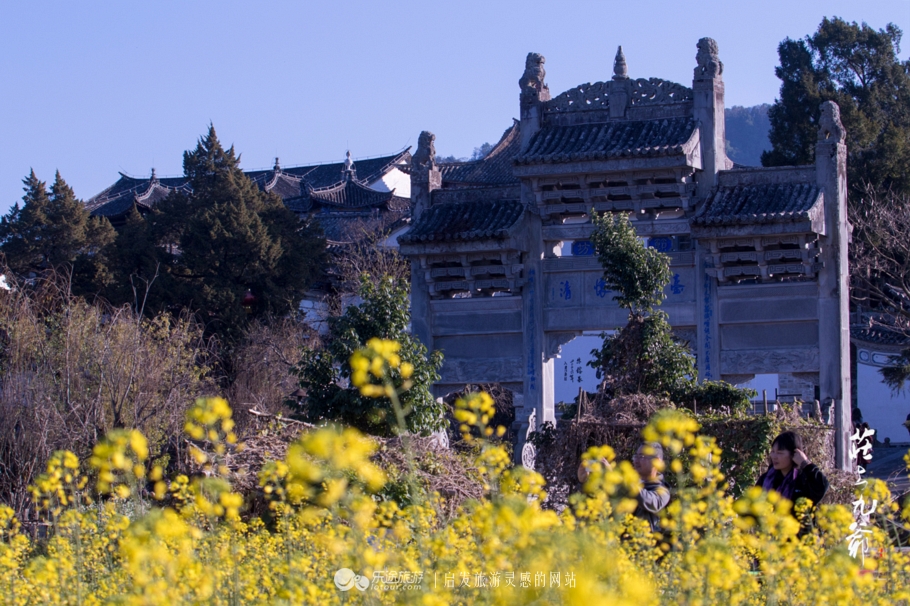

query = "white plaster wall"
[
  {"left": 857, "top": 362, "right": 910, "bottom": 444},
  {"left": 553, "top": 334, "right": 603, "bottom": 404},
  {"left": 369, "top": 167, "right": 410, "bottom": 197}
]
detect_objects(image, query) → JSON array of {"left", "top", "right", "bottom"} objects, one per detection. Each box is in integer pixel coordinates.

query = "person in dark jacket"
[
  {"left": 631, "top": 442, "right": 671, "bottom": 533},
  {"left": 755, "top": 431, "right": 829, "bottom": 506},
  {"left": 576, "top": 442, "right": 671, "bottom": 533}
]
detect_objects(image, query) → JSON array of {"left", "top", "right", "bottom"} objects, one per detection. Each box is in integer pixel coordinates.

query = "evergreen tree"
[
  {"left": 588, "top": 213, "right": 693, "bottom": 396},
  {"left": 150, "top": 125, "right": 325, "bottom": 341},
  {"left": 0, "top": 170, "right": 114, "bottom": 293},
  {"left": 589, "top": 214, "right": 753, "bottom": 411},
  {"left": 103, "top": 204, "right": 164, "bottom": 312},
  {"left": 762, "top": 17, "right": 910, "bottom": 198},
  {"left": 0, "top": 170, "right": 51, "bottom": 273},
  {"left": 291, "top": 276, "right": 444, "bottom": 436}
]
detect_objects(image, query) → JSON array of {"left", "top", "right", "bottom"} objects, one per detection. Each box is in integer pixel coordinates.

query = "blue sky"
[{"left": 1, "top": 0, "right": 907, "bottom": 215}]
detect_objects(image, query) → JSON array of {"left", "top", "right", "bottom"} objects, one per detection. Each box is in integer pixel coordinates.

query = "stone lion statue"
[
  {"left": 818, "top": 100, "right": 846, "bottom": 143},
  {"left": 412, "top": 131, "right": 436, "bottom": 172},
  {"left": 694, "top": 37, "right": 723, "bottom": 78},
  {"left": 519, "top": 52, "right": 548, "bottom": 100}
]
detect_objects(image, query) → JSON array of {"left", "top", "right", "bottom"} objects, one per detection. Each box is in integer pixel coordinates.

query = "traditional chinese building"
[
  {"left": 85, "top": 150, "right": 412, "bottom": 319},
  {"left": 86, "top": 149, "right": 411, "bottom": 232},
  {"left": 400, "top": 40, "right": 853, "bottom": 468}
]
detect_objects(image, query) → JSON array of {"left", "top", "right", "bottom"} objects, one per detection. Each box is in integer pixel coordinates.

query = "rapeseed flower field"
[{"left": 0, "top": 338, "right": 907, "bottom": 604}]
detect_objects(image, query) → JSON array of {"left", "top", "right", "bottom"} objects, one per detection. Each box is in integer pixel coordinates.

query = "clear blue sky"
[{"left": 1, "top": 0, "right": 907, "bottom": 215}]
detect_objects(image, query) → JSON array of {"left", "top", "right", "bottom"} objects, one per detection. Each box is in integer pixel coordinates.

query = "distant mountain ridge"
[{"left": 725, "top": 104, "right": 772, "bottom": 167}]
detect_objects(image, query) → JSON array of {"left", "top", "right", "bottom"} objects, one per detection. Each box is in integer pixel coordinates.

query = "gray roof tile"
[
  {"left": 514, "top": 117, "right": 697, "bottom": 165},
  {"left": 399, "top": 199, "right": 524, "bottom": 244},
  {"left": 437, "top": 122, "right": 521, "bottom": 186},
  {"left": 693, "top": 182, "right": 822, "bottom": 226},
  {"left": 307, "top": 176, "right": 399, "bottom": 209},
  {"left": 86, "top": 151, "right": 410, "bottom": 219}
]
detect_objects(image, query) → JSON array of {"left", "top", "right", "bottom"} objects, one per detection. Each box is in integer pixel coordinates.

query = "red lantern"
[{"left": 241, "top": 289, "right": 256, "bottom": 315}]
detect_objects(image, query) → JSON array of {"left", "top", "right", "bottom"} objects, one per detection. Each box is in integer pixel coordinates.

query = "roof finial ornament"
[
  {"left": 342, "top": 150, "right": 356, "bottom": 179},
  {"left": 273, "top": 157, "right": 280, "bottom": 171},
  {"left": 519, "top": 52, "right": 550, "bottom": 107},
  {"left": 818, "top": 101, "right": 846, "bottom": 143},
  {"left": 150, "top": 167, "right": 157, "bottom": 183},
  {"left": 613, "top": 45, "right": 628, "bottom": 80},
  {"left": 694, "top": 37, "right": 723, "bottom": 79},
  {"left": 412, "top": 131, "right": 437, "bottom": 174}
]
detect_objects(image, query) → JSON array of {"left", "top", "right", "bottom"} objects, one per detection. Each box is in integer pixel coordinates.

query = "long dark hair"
[{"left": 771, "top": 431, "right": 803, "bottom": 455}]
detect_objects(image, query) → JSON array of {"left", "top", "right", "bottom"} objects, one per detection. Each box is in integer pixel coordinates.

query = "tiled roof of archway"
[
  {"left": 437, "top": 121, "right": 521, "bottom": 186},
  {"left": 513, "top": 117, "right": 697, "bottom": 165},
  {"left": 693, "top": 182, "right": 822, "bottom": 226},
  {"left": 399, "top": 199, "right": 524, "bottom": 244}
]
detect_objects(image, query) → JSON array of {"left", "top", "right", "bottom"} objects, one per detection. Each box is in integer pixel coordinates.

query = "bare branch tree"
[
  {"left": 850, "top": 184, "right": 910, "bottom": 390},
  {"left": 0, "top": 270, "right": 218, "bottom": 519}
]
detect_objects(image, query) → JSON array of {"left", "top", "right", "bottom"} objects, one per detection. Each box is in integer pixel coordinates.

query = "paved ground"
[{"left": 866, "top": 443, "right": 910, "bottom": 497}]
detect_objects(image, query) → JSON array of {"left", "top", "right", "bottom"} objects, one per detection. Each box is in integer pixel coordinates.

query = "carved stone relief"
[
  {"left": 521, "top": 409, "right": 537, "bottom": 469},
  {"left": 672, "top": 327, "right": 697, "bottom": 348},
  {"left": 547, "top": 81, "right": 611, "bottom": 112},
  {"left": 546, "top": 331, "right": 583, "bottom": 359},
  {"left": 546, "top": 77, "right": 693, "bottom": 114},
  {"left": 629, "top": 78, "right": 693, "bottom": 105},
  {"left": 440, "top": 357, "right": 524, "bottom": 384},
  {"left": 722, "top": 374, "right": 756, "bottom": 386},
  {"left": 719, "top": 348, "right": 820, "bottom": 375}
]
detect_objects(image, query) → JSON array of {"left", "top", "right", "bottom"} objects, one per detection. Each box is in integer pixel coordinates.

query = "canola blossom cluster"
[{"left": 0, "top": 340, "right": 908, "bottom": 604}]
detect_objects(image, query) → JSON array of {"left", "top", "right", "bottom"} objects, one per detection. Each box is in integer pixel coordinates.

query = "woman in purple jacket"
[{"left": 755, "top": 431, "right": 829, "bottom": 506}]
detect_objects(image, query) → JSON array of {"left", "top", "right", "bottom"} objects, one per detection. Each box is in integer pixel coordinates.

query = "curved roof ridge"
[{"left": 308, "top": 177, "right": 396, "bottom": 208}]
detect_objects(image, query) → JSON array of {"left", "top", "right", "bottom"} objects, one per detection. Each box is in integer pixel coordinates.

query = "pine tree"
[
  {"left": 151, "top": 125, "right": 325, "bottom": 341},
  {"left": 0, "top": 170, "right": 51, "bottom": 274},
  {"left": 103, "top": 204, "right": 164, "bottom": 311},
  {"left": 762, "top": 18, "right": 910, "bottom": 198},
  {"left": 0, "top": 170, "right": 114, "bottom": 293}
]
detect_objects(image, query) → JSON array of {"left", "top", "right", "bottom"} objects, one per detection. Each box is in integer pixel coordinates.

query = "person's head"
[
  {"left": 633, "top": 442, "right": 664, "bottom": 479},
  {"left": 769, "top": 431, "right": 803, "bottom": 473}
]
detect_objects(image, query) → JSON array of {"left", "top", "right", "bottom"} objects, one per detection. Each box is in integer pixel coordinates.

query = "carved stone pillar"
[
  {"left": 695, "top": 244, "right": 720, "bottom": 380},
  {"left": 815, "top": 101, "right": 851, "bottom": 470},
  {"left": 522, "top": 185, "right": 554, "bottom": 427},
  {"left": 692, "top": 37, "right": 729, "bottom": 199},
  {"left": 408, "top": 132, "right": 440, "bottom": 352},
  {"left": 410, "top": 131, "right": 440, "bottom": 224}
]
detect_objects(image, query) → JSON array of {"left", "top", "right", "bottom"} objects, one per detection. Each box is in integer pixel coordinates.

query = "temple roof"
[
  {"left": 693, "top": 182, "right": 822, "bottom": 226},
  {"left": 399, "top": 199, "right": 524, "bottom": 244},
  {"left": 513, "top": 117, "right": 697, "bottom": 165},
  {"left": 85, "top": 175, "right": 191, "bottom": 217},
  {"left": 437, "top": 121, "right": 521, "bottom": 186},
  {"left": 86, "top": 150, "right": 410, "bottom": 219},
  {"left": 245, "top": 150, "right": 409, "bottom": 190},
  {"left": 305, "top": 175, "right": 403, "bottom": 209}
]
